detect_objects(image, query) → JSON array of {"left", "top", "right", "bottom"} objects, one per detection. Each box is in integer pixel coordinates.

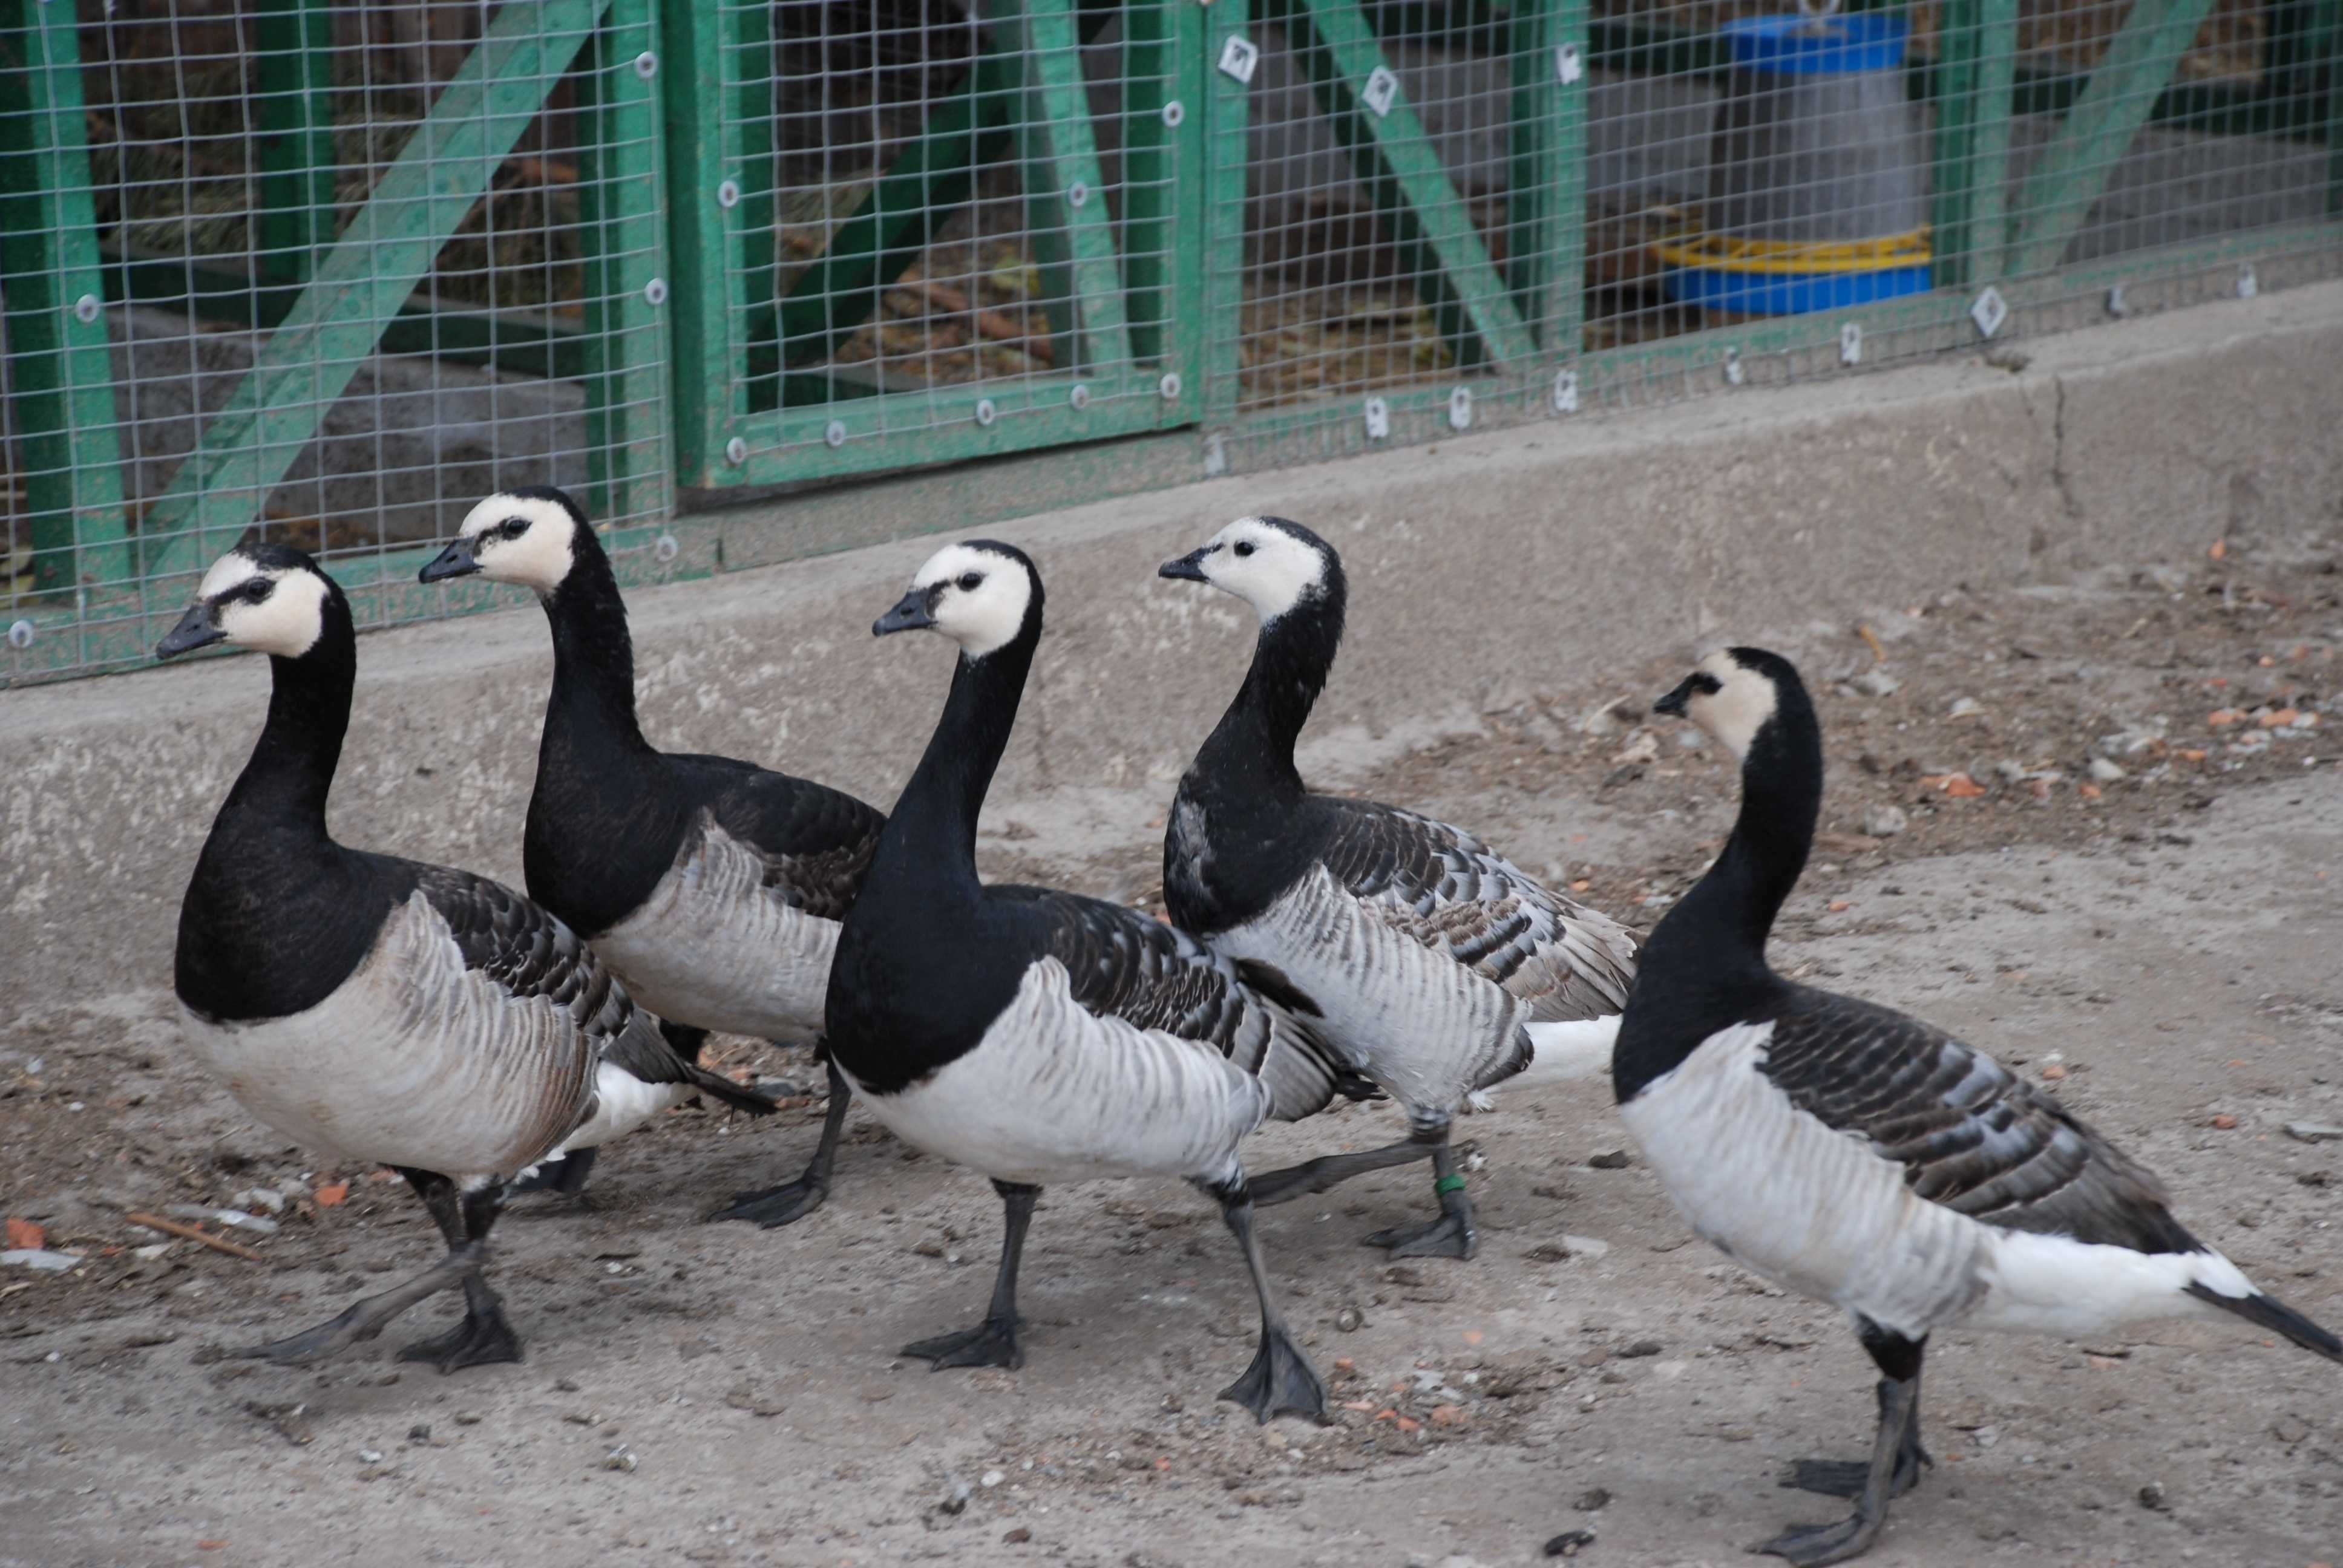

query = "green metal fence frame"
[{"left": 4, "top": 0, "right": 2342, "bottom": 685}]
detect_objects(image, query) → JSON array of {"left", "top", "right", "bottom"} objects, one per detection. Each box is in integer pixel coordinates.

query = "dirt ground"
[{"left": 5, "top": 523, "right": 2341, "bottom": 1568}]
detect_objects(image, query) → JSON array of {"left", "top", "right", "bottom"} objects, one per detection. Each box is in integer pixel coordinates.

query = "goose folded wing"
[
  {"left": 997, "top": 886, "right": 1348, "bottom": 1122},
  {"left": 677, "top": 756, "right": 886, "bottom": 920},
  {"left": 1316, "top": 799, "right": 1636, "bottom": 1019},
  {"left": 1759, "top": 990, "right": 2195, "bottom": 1253}
]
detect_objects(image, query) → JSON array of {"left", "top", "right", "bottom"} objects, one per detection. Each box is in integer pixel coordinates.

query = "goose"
[
  {"left": 1156, "top": 516, "right": 1639, "bottom": 1259},
  {"left": 156, "top": 541, "right": 774, "bottom": 1370},
  {"left": 825, "top": 538, "right": 1340, "bottom": 1422},
  {"left": 1622, "top": 645, "right": 2341, "bottom": 1564},
  {"left": 419, "top": 486, "right": 885, "bottom": 1221}
]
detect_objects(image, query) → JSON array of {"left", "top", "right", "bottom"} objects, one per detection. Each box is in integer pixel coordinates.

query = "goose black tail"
[
  {"left": 681, "top": 1063, "right": 782, "bottom": 1119},
  {"left": 2188, "top": 1283, "right": 2343, "bottom": 1362}
]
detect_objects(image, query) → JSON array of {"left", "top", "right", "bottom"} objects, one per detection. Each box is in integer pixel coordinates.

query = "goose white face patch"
[
  {"left": 1186, "top": 517, "right": 1329, "bottom": 624},
  {"left": 202, "top": 554, "right": 333, "bottom": 659},
  {"left": 911, "top": 541, "right": 1033, "bottom": 659},
  {"left": 457, "top": 491, "right": 580, "bottom": 592},
  {"left": 1683, "top": 649, "right": 1777, "bottom": 760}
]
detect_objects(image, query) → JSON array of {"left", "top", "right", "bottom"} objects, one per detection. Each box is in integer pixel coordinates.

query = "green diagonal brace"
[
  {"left": 1265, "top": 0, "right": 1536, "bottom": 368},
  {"left": 989, "top": 0, "right": 1132, "bottom": 379},
  {"left": 2005, "top": 0, "right": 2221, "bottom": 278},
  {"left": 137, "top": 0, "right": 606, "bottom": 583}
]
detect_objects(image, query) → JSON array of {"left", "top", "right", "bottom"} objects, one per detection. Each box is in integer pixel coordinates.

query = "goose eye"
[
  {"left": 1233, "top": 541, "right": 1255, "bottom": 558},
  {"left": 244, "top": 578, "right": 275, "bottom": 603},
  {"left": 957, "top": 572, "right": 983, "bottom": 592},
  {"left": 502, "top": 517, "right": 530, "bottom": 538}
]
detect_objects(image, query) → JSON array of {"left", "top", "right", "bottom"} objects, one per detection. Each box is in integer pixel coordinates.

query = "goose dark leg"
[
  {"left": 236, "top": 1170, "right": 484, "bottom": 1367},
  {"left": 399, "top": 1178, "right": 522, "bottom": 1373},
  {"left": 1783, "top": 1367, "right": 1931, "bottom": 1500},
  {"left": 902, "top": 1180, "right": 1035, "bottom": 1370},
  {"left": 713, "top": 1051, "right": 851, "bottom": 1227},
  {"left": 1199, "top": 1173, "right": 1328, "bottom": 1425},
  {"left": 1758, "top": 1327, "right": 1926, "bottom": 1566},
  {"left": 1362, "top": 1120, "right": 1476, "bottom": 1259},
  {"left": 1244, "top": 1131, "right": 1438, "bottom": 1208}
]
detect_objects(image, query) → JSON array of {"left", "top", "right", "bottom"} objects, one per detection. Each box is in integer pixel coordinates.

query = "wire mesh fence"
[
  {"left": 2, "top": 0, "right": 669, "bottom": 681},
  {"left": 3, "top": 0, "right": 2339, "bottom": 683}
]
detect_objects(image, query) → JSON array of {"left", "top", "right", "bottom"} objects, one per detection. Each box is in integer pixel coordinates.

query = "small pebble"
[
  {"left": 2137, "top": 1480, "right": 2168, "bottom": 1511},
  {"left": 604, "top": 1446, "right": 637, "bottom": 1472},
  {"left": 357, "top": 1449, "right": 384, "bottom": 1465},
  {"left": 1574, "top": 1487, "right": 1611, "bottom": 1511},
  {"left": 1335, "top": 1307, "right": 1366, "bottom": 1333},
  {"left": 1003, "top": 1527, "right": 1032, "bottom": 1544},
  {"left": 1587, "top": 1151, "right": 1631, "bottom": 1171},
  {"left": 982, "top": 1470, "right": 1005, "bottom": 1488},
  {"left": 407, "top": 1424, "right": 431, "bottom": 1444},
  {"left": 1543, "top": 1529, "right": 1597, "bottom": 1558},
  {"left": 1620, "top": 1339, "right": 1663, "bottom": 1358}
]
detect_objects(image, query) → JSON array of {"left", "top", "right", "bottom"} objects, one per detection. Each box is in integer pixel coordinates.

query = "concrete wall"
[{"left": 7, "top": 279, "right": 2340, "bottom": 1018}]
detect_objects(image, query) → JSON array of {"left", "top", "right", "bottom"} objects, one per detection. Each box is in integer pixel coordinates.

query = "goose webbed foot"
[
  {"left": 710, "top": 1054, "right": 851, "bottom": 1229},
  {"left": 712, "top": 1174, "right": 828, "bottom": 1228},
  {"left": 1201, "top": 1173, "right": 1328, "bottom": 1425},
  {"left": 1759, "top": 1339, "right": 1923, "bottom": 1566},
  {"left": 237, "top": 1242, "right": 485, "bottom": 1367},
  {"left": 399, "top": 1278, "right": 523, "bottom": 1373},
  {"left": 1781, "top": 1373, "right": 1932, "bottom": 1498},
  {"left": 1217, "top": 1324, "right": 1328, "bottom": 1425},
  {"left": 902, "top": 1316, "right": 1023, "bottom": 1370},
  {"left": 1754, "top": 1509, "right": 1885, "bottom": 1567},
  {"left": 508, "top": 1148, "right": 597, "bottom": 1200},
  {"left": 1362, "top": 1143, "right": 1476, "bottom": 1259},
  {"left": 905, "top": 1179, "right": 1037, "bottom": 1373}
]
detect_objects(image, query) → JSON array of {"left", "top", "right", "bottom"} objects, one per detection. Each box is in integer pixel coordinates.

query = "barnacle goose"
[
  {"left": 157, "top": 542, "right": 773, "bottom": 1370},
  {"left": 420, "top": 486, "right": 884, "bottom": 1220},
  {"left": 1158, "top": 517, "right": 1639, "bottom": 1259},
  {"left": 1624, "top": 646, "right": 2341, "bottom": 1564},
  {"left": 826, "top": 538, "right": 1339, "bottom": 1422}
]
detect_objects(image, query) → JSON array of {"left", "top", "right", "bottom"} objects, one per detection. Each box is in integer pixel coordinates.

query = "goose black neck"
[
  {"left": 882, "top": 616, "right": 1041, "bottom": 890},
  {"left": 540, "top": 532, "right": 647, "bottom": 754},
  {"left": 1198, "top": 581, "right": 1344, "bottom": 802},
  {"left": 218, "top": 599, "right": 358, "bottom": 837},
  {"left": 1648, "top": 680, "right": 1824, "bottom": 983}
]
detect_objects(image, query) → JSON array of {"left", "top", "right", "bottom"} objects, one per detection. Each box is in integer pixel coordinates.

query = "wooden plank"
[
  {"left": 0, "top": 0, "right": 130, "bottom": 596},
  {"left": 1509, "top": 0, "right": 1588, "bottom": 352},
  {"left": 137, "top": 0, "right": 606, "bottom": 583},
  {"left": 1199, "top": 0, "right": 1252, "bottom": 426},
  {"left": 989, "top": 0, "right": 1133, "bottom": 379},
  {"left": 1929, "top": 0, "right": 2022, "bottom": 289},
  {"left": 255, "top": 0, "right": 339, "bottom": 286},
  {"left": 575, "top": 0, "right": 672, "bottom": 523},
  {"left": 655, "top": 0, "right": 741, "bottom": 481}
]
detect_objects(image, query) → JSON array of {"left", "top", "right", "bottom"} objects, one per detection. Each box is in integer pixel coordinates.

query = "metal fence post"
[
  {"left": 0, "top": 0, "right": 131, "bottom": 598},
  {"left": 657, "top": 0, "right": 742, "bottom": 483},
  {"left": 1200, "top": 0, "right": 1251, "bottom": 431}
]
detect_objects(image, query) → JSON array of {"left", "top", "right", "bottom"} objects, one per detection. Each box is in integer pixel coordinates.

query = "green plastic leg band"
[{"left": 1434, "top": 1174, "right": 1467, "bottom": 1195}]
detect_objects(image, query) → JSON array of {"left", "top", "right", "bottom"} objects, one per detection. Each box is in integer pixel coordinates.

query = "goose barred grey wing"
[
  {"left": 1316, "top": 800, "right": 1637, "bottom": 1021},
  {"left": 676, "top": 754, "right": 886, "bottom": 920},
  {"left": 406, "top": 862, "right": 770, "bottom": 1112},
  {"left": 1760, "top": 987, "right": 2195, "bottom": 1255},
  {"left": 997, "top": 886, "right": 1348, "bottom": 1122}
]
